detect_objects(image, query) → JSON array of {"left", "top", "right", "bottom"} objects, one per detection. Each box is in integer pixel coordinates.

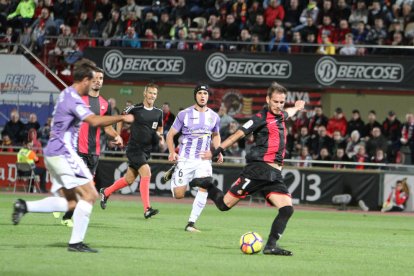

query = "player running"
[
  {"left": 56, "top": 67, "right": 123, "bottom": 227},
  {"left": 165, "top": 84, "right": 223, "bottom": 232},
  {"left": 191, "top": 82, "right": 305, "bottom": 256},
  {"left": 12, "top": 59, "right": 129, "bottom": 253},
  {"left": 99, "top": 83, "right": 163, "bottom": 218}
]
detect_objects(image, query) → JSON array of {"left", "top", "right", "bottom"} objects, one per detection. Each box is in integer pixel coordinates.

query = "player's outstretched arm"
[
  {"left": 104, "top": 126, "right": 123, "bottom": 147},
  {"left": 83, "top": 114, "right": 129, "bottom": 128},
  {"left": 285, "top": 100, "right": 305, "bottom": 118},
  {"left": 202, "top": 129, "right": 245, "bottom": 160}
]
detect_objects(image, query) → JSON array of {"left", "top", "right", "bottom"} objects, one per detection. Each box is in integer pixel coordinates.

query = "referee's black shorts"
[
  {"left": 126, "top": 147, "right": 150, "bottom": 171},
  {"left": 228, "top": 162, "right": 290, "bottom": 203}
]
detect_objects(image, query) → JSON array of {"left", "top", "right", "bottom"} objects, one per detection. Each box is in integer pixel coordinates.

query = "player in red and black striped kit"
[
  {"left": 59, "top": 67, "right": 123, "bottom": 226},
  {"left": 100, "top": 83, "right": 163, "bottom": 218},
  {"left": 191, "top": 82, "right": 305, "bottom": 256}
]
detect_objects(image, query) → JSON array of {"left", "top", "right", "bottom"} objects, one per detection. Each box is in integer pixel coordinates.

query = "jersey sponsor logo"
[
  {"left": 103, "top": 50, "right": 185, "bottom": 78},
  {"left": 206, "top": 53, "right": 292, "bottom": 82},
  {"left": 101, "top": 105, "right": 105, "bottom": 110},
  {"left": 242, "top": 120, "right": 254, "bottom": 129},
  {"left": 315, "top": 56, "right": 403, "bottom": 85},
  {"left": 152, "top": 122, "right": 158, "bottom": 129}
]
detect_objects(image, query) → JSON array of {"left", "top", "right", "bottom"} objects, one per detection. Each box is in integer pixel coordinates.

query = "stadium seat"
[
  {"left": 332, "top": 194, "right": 352, "bottom": 210},
  {"left": 13, "top": 163, "right": 41, "bottom": 193}
]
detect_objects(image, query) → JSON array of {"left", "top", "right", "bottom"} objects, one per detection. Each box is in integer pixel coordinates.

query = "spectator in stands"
[
  {"left": 352, "top": 21, "right": 368, "bottom": 45},
  {"left": 316, "top": 0, "right": 333, "bottom": 27},
  {"left": 315, "top": 147, "right": 331, "bottom": 167},
  {"left": 169, "top": 17, "right": 188, "bottom": 40},
  {"left": 232, "top": 0, "right": 247, "bottom": 26},
  {"left": 30, "top": 7, "right": 56, "bottom": 54},
  {"left": 332, "top": 130, "right": 347, "bottom": 156},
  {"left": 290, "top": 31, "right": 303, "bottom": 53},
  {"left": 16, "top": 25, "right": 32, "bottom": 52},
  {"left": 0, "top": 26, "right": 16, "bottom": 53},
  {"left": 249, "top": 33, "right": 266, "bottom": 52},
  {"left": 170, "top": 0, "right": 189, "bottom": 20},
  {"left": 401, "top": 2, "right": 414, "bottom": 27},
  {"left": 218, "top": 105, "right": 235, "bottom": 138},
  {"left": 284, "top": 0, "right": 301, "bottom": 33},
  {"left": 268, "top": 26, "right": 290, "bottom": 52},
  {"left": 203, "top": 26, "right": 226, "bottom": 50},
  {"left": 38, "top": 117, "right": 51, "bottom": 147},
  {"left": 294, "top": 145, "right": 312, "bottom": 167},
  {"left": 142, "top": 28, "right": 157, "bottom": 49},
  {"left": 224, "top": 142, "right": 245, "bottom": 164},
  {"left": 352, "top": 144, "right": 369, "bottom": 169},
  {"left": 366, "top": 126, "right": 388, "bottom": 158},
  {"left": 122, "top": 26, "right": 141, "bottom": 48},
  {"left": 264, "top": 0, "right": 285, "bottom": 29},
  {"left": 316, "top": 33, "right": 335, "bottom": 55},
  {"left": 203, "top": 13, "right": 220, "bottom": 39},
  {"left": 296, "top": 125, "right": 311, "bottom": 149},
  {"left": 388, "top": 19, "right": 404, "bottom": 42},
  {"left": 120, "top": 0, "right": 141, "bottom": 21},
  {"left": 142, "top": 11, "right": 157, "bottom": 34},
  {"left": 77, "top": 11, "right": 91, "bottom": 37},
  {"left": 370, "top": 148, "right": 388, "bottom": 169},
  {"left": 48, "top": 24, "right": 78, "bottom": 74},
  {"left": 157, "top": 11, "right": 173, "bottom": 47},
  {"left": 348, "top": 0, "right": 368, "bottom": 29},
  {"left": 237, "top": 28, "right": 251, "bottom": 51},
  {"left": 27, "top": 128, "right": 42, "bottom": 155},
  {"left": 25, "top": 113, "right": 40, "bottom": 132},
  {"left": 249, "top": 13, "right": 269, "bottom": 41},
  {"left": 221, "top": 13, "right": 239, "bottom": 42},
  {"left": 6, "top": 0, "right": 35, "bottom": 30},
  {"left": 299, "top": 15, "right": 318, "bottom": 40},
  {"left": 302, "top": 32, "right": 317, "bottom": 53},
  {"left": 123, "top": 10, "right": 143, "bottom": 36},
  {"left": 89, "top": 11, "right": 107, "bottom": 42},
  {"left": 327, "top": 107, "right": 347, "bottom": 137},
  {"left": 292, "top": 110, "right": 309, "bottom": 137},
  {"left": 53, "top": 0, "right": 68, "bottom": 28},
  {"left": 367, "top": 1, "right": 392, "bottom": 27},
  {"left": 382, "top": 111, "right": 402, "bottom": 162},
  {"left": 96, "top": 0, "right": 112, "bottom": 22},
  {"left": 0, "top": 134, "right": 14, "bottom": 152},
  {"left": 308, "top": 106, "right": 328, "bottom": 134},
  {"left": 317, "top": 15, "right": 335, "bottom": 43},
  {"left": 335, "top": 0, "right": 351, "bottom": 23},
  {"left": 332, "top": 147, "right": 349, "bottom": 169},
  {"left": 2, "top": 109, "right": 24, "bottom": 144},
  {"left": 346, "top": 130, "right": 363, "bottom": 159},
  {"left": 347, "top": 109, "right": 365, "bottom": 137},
  {"left": 339, "top": 33, "right": 357, "bottom": 55},
  {"left": 387, "top": 32, "right": 407, "bottom": 55},
  {"left": 102, "top": 9, "right": 123, "bottom": 47},
  {"left": 335, "top": 19, "right": 351, "bottom": 44},
  {"left": 310, "top": 125, "right": 333, "bottom": 158},
  {"left": 17, "top": 138, "right": 47, "bottom": 193},
  {"left": 297, "top": 0, "right": 319, "bottom": 31},
  {"left": 363, "top": 110, "right": 382, "bottom": 138},
  {"left": 247, "top": 0, "right": 264, "bottom": 27},
  {"left": 381, "top": 178, "right": 409, "bottom": 212},
  {"left": 400, "top": 113, "right": 414, "bottom": 164},
  {"left": 366, "top": 17, "right": 388, "bottom": 54}
]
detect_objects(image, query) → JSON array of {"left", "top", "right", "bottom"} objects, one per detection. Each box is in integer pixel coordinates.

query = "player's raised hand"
[
  {"left": 113, "top": 135, "right": 123, "bottom": 147},
  {"left": 295, "top": 100, "right": 305, "bottom": 110},
  {"left": 216, "top": 152, "right": 223, "bottom": 163}
]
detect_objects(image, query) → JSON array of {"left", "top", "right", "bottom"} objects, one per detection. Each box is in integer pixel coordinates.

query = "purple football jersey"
[
  {"left": 44, "top": 87, "right": 93, "bottom": 157},
  {"left": 172, "top": 107, "right": 220, "bottom": 159}
]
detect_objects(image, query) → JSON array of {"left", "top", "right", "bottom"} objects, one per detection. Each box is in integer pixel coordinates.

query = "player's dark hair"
[
  {"left": 267, "top": 82, "right": 288, "bottom": 97},
  {"left": 73, "top": 59, "right": 97, "bottom": 82},
  {"left": 94, "top": 67, "right": 104, "bottom": 74}
]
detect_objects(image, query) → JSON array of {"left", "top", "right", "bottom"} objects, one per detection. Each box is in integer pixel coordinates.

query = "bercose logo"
[
  {"left": 206, "top": 53, "right": 291, "bottom": 82},
  {"left": 102, "top": 50, "right": 185, "bottom": 78},
  {"left": 315, "top": 57, "right": 403, "bottom": 85}
]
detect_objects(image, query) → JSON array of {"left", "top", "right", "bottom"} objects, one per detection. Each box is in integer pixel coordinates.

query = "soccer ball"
[{"left": 239, "top": 232, "right": 263, "bottom": 254}]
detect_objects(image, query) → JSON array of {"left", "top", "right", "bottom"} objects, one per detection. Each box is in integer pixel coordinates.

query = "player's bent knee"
[
  {"left": 190, "top": 177, "right": 213, "bottom": 189},
  {"left": 279, "top": 205, "right": 294, "bottom": 218},
  {"left": 173, "top": 187, "right": 186, "bottom": 199}
]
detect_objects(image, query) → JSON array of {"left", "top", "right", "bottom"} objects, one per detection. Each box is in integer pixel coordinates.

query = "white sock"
[
  {"left": 188, "top": 190, "right": 208, "bottom": 223},
  {"left": 69, "top": 200, "right": 93, "bottom": 244},
  {"left": 26, "top": 197, "right": 69, "bottom": 213}
]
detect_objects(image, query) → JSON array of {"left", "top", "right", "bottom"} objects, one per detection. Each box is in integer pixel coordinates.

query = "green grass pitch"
[{"left": 0, "top": 193, "right": 413, "bottom": 275}]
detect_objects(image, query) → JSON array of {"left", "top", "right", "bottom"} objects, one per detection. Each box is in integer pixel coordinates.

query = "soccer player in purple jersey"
[
  {"left": 192, "top": 82, "right": 305, "bottom": 255},
  {"left": 166, "top": 85, "right": 223, "bottom": 232},
  {"left": 11, "top": 59, "right": 130, "bottom": 253}
]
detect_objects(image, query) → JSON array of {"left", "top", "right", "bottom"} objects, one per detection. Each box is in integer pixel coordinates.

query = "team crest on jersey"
[
  {"left": 101, "top": 105, "right": 105, "bottom": 110},
  {"left": 178, "top": 178, "right": 183, "bottom": 184},
  {"left": 152, "top": 122, "right": 158, "bottom": 129},
  {"left": 208, "top": 117, "right": 214, "bottom": 124}
]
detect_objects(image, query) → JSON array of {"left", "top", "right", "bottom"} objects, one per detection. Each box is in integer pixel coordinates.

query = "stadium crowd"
[
  {"left": 1, "top": 0, "right": 414, "bottom": 57},
  {"left": 2, "top": 104, "right": 414, "bottom": 167}
]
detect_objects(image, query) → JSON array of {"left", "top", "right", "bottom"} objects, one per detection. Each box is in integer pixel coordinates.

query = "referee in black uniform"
[
  {"left": 100, "top": 83, "right": 163, "bottom": 218},
  {"left": 192, "top": 82, "right": 305, "bottom": 256}
]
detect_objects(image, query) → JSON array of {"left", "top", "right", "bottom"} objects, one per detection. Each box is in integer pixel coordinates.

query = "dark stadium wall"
[{"left": 101, "top": 84, "right": 413, "bottom": 120}]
